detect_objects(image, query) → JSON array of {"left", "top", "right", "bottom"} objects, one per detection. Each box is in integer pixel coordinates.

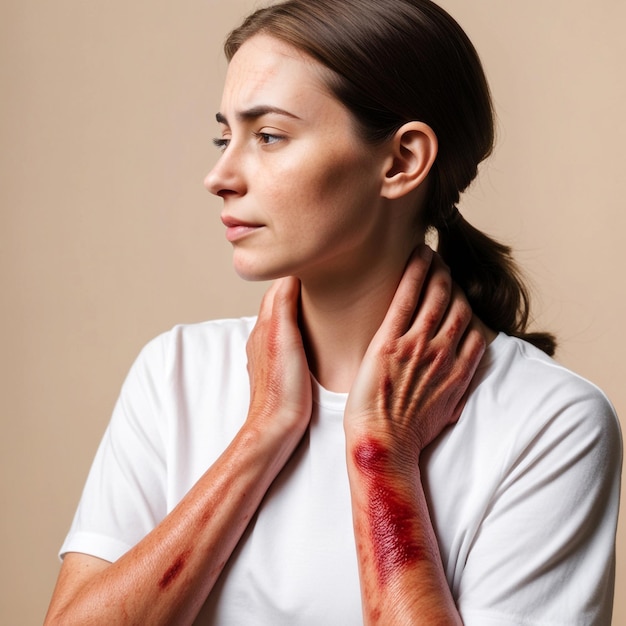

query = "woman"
[{"left": 45, "top": 1, "right": 621, "bottom": 624}]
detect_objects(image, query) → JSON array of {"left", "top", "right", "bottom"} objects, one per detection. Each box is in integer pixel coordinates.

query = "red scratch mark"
[
  {"left": 158, "top": 551, "right": 190, "bottom": 590},
  {"left": 353, "top": 440, "right": 423, "bottom": 586}
]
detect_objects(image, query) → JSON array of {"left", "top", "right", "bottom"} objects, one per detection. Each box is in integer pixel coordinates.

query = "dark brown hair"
[{"left": 225, "top": 0, "right": 556, "bottom": 355}]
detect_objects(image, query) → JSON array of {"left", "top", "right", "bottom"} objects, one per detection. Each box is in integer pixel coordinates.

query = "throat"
[
  {"left": 299, "top": 282, "right": 394, "bottom": 393},
  {"left": 306, "top": 340, "right": 365, "bottom": 393}
]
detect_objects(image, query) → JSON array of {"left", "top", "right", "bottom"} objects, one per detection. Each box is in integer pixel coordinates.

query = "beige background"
[{"left": 2, "top": 0, "right": 624, "bottom": 623}]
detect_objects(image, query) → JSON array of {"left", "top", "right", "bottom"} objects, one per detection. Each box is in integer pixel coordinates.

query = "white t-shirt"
[{"left": 61, "top": 318, "right": 622, "bottom": 625}]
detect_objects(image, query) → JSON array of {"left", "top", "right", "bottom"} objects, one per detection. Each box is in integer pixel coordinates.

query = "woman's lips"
[{"left": 221, "top": 215, "right": 263, "bottom": 242}]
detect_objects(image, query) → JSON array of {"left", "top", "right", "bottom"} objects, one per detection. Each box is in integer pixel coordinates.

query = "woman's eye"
[
  {"left": 253, "top": 132, "right": 283, "bottom": 146},
  {"left": 212, "top": 137, "right": 230, "bottom": 151}
]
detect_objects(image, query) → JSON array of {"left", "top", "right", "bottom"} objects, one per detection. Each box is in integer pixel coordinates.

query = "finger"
[
  {"left": 257, "top": 277, "right": 298, "bottom": 318},
  {"left": 410, "top": 252, "right": 452, "bottom": 339},
  {"left": 274, "top": 276, "right": 302, "bottom": 326},
  {"left": 457, "top": 317, "right": 488, "bottom": 365},
  {"left": 434, "top": 283, "right": 472, "bottom": 352},
  {"left": 449, "top": 322, "right": 487, "bottom": 423},
  {"left": 377, "top": 244, "right": 434, "bottom": 338},
  {"left": 257, "top": 279, "right": 282, "bottom": 320},
  {"left": 450, "top": 383, "right": 472, "bottom": 425},
  {"left": 276, "top": 275, "right": 301, "bottom": 305}
]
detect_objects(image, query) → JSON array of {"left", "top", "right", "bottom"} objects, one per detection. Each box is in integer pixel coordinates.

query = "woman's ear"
[{"left": 380, "top": 122, "right": 438, "bottom": 200}]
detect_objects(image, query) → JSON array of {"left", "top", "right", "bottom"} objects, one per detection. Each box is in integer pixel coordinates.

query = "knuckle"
[
  {"left": 429, "top": 278, "right": 452, "bottom": 312},
  {"left": 423, "top": 308, "right": 443, "bottom": 330},
  {"left": 455, "top": 296, "right": 473, "bottom": 324},
  {"left": 429, "top": 342, "right": 454, "bottom": 374},
  {"left": 397, "top": 340, "right": 417, "bottom": 364},
  {"left": 445, "top": 317, "right": 464, "bottom": 341},
  {"left": 468, "top": 327, "right": 488, "bottom": 358},
  {"left": 395, "top": 297, "right": 417, "bottom": 321},
  {"left": 446, "top": 306, "right": 472, "bottom": 341},
  {"left": 379, "top": 338, "right": 401, "bottom": 361}
]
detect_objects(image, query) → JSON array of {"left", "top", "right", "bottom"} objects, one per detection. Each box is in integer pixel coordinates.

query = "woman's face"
[{"left": 204, "top": 34, "right": 394, "bottom": 283}]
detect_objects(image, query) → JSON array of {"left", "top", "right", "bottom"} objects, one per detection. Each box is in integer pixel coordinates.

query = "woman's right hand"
[
  {"left": 45, "top": 277, "right": 314, "bottom": 626},
  {"left": 245, "top": 276, "right": 313, "bottom": 452},
  {"left": 344, "top": 246, "right": 487, "bottom": 465}
]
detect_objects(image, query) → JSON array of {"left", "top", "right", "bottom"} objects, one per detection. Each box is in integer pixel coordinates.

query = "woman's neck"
[{"left": 298, "top": 257, "right": 409, "bottom": 393}]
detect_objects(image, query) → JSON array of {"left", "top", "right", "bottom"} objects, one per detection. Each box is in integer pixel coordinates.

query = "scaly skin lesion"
[
  {"left": 352, "top": 440, "right": 424, "bottom": 586},
  {"left": 349, "top": 437, "right": 460, "bottom": 626}
]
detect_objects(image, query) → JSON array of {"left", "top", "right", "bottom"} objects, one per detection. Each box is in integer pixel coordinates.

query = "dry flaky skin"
[
  {"left": 45, "top": 248, "right": 486, "bottom": 625},
  {"left": 353, "top": 440, "right": 425, "bottom": 586}
]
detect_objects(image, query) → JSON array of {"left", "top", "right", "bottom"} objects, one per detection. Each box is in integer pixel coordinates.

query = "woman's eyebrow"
[{"left": 215, "top": 105, "right": 302, "bottom": 126}]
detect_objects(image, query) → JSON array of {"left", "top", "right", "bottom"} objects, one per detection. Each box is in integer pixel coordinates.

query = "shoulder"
[
  {"left": 432, "top": 332, "right": 623, "bottom": 492},
  {"left": 116, "top": 317, "right": 257, "bottom": 409},
  {"left": 150, "top": 315, "right": 257, "bottom": 352},
  {"left": 427, "top": 335, "right": 621, "bottom": 622},
  {"left": 478, "top": 333, "right": 618, "bottom": 424},
  {"left": 465, "top": 333, "right": 622, "bottom": 471},
  {"left": 135, "top": 316, "right": 257, "bottom": 368}
]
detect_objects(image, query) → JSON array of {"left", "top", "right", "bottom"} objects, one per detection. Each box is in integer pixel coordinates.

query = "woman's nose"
[
  {"left": 204, "top": 165, "right": 222, "bottom": 197},
  {"left": 204, "top": 148, "right": 245, "bottom": 198}
]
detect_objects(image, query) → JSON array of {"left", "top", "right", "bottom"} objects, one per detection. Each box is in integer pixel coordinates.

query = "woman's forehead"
[{"left": 220, "top": 35, "right": 337, "bottom": 118}]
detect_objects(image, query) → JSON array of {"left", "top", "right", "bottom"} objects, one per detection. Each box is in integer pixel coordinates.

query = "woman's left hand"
[{"left": 344, "top": 245, "right": 487, "bottom": 467}]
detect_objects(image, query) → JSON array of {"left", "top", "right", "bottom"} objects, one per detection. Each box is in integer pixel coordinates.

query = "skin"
[
  {"left": 345, "top": 247, "right": 486, "bottom": 624},
  {"left": 206, "top": 36, "right": 411, "bottom": 290},
  {"left": 45, "top": 34, "right": 490, "bottom": 625}
]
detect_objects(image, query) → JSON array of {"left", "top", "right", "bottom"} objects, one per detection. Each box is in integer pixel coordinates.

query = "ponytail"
[{"left": 437, "top": 210, "right": 557, "bottom": 356}]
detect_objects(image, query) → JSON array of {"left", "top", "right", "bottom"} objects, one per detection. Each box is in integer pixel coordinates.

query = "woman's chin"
[{"left": 232, "top": 259, "right": 282, "bottom": 283}]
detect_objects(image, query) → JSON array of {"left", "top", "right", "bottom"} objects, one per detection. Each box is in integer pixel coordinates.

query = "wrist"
[
  {"left": 346, "top": 431, "right": 421, "bottom": 484},
  {"left": 240, "top": 409, "right": 308, "bottom": 471}
]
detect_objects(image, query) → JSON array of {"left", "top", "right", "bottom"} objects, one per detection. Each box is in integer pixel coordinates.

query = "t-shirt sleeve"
[
  {"left": 458, "top": 384, "right": 622, "bottom": 626},
  {"left": 60, "top": 334, "right": 169, "bottom": 562}
]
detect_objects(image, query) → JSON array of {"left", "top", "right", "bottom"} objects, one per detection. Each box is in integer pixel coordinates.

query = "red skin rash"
[
  {"left": 353, "top": 439, "right": 389, "bottom": 477},
  {"left": 158, "top": 551, "right": 190, "bottom": 590},
  {"left": 266, "top": 318, "right": 282, "bottom": 361},
  {"left": 353, "top": 440, "right": 423, "bottom": 586}
]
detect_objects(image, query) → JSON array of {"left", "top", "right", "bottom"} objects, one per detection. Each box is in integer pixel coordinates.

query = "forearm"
[
  {"left": 347, "top": 434, "right": 462, "bottom": 626},
  {"left": 45, "top": 424, "right": 295, "bottom": 626}
]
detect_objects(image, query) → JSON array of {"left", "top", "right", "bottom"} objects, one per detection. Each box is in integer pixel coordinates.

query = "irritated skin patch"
[
  {"left": 158, "top": 551, "right": 190, "bottom": 590},
  {"left": 353, "top": 440, "right": 423, "bottom": 586}
]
